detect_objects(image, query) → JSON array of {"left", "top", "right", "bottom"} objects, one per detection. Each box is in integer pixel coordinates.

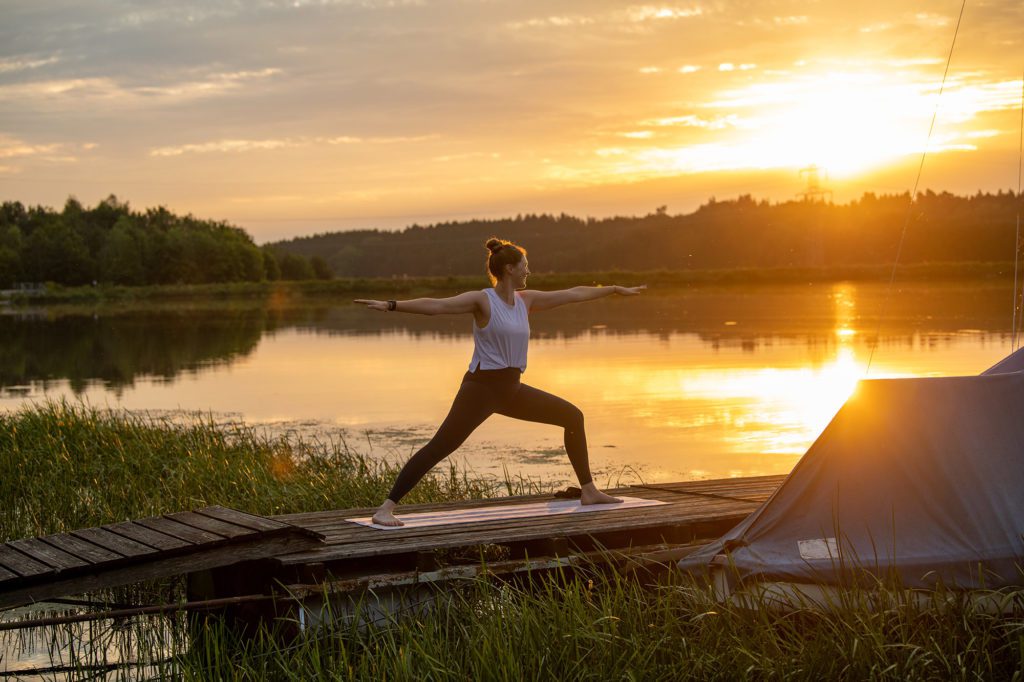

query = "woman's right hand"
[{"left": 354, "top": 299, "right": 388, "bottom": 312}]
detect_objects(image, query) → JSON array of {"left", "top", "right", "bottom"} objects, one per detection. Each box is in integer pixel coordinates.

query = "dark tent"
[
  {"left": 678, "top": 362, "right": 1024, "bottom": 590},
  {"left": 982, "top": 345, "right": 1024, "bottom": 375}
]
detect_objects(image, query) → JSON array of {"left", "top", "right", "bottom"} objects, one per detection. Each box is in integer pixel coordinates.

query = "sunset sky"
[{"left": 2, "top": 1, "right": 1023, "bottom": 242}]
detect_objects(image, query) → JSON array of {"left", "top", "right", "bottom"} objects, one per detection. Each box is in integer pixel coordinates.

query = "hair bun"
[{"left": 485, "top": 237, "right": 504, "bottom": 253}]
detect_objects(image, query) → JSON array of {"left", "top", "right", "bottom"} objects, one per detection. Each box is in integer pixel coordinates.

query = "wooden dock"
[
  {"left": 0, "top": 506, "right": 323, "bottom": 611},
  {"left": 0, "top": 476, "right": 785, "bottom": 620}
]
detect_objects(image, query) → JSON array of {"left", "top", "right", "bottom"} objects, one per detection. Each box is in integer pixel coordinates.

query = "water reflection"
[{"left": 0, "top": 282, "right": 1016, "bottom": 483}]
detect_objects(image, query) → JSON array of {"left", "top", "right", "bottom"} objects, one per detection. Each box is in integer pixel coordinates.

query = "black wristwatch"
[{"left": 387, "top": 300, "right": 397, "bottom": 311}]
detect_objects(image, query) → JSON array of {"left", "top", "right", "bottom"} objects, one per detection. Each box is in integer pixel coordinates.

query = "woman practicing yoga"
[{"left": 355, "top": 237, "right": 646, "bottom": 526}]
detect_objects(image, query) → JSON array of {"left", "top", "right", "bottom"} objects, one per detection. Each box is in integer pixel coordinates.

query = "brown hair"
[{"left": 484, "top": 237, "right": 526, "bottom": 285}]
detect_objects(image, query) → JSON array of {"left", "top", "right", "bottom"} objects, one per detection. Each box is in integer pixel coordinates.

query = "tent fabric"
[
  {"left": 982, "top": 345, "right": 1024, "bottom": 375},
  {"left": 678, "top": 370, "right": 1024, "bottom": 589}
]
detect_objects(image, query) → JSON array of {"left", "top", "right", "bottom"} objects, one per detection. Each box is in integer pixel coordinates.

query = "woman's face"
[{"left": 506, "top": 257, "right": 530, "bottom": 289}]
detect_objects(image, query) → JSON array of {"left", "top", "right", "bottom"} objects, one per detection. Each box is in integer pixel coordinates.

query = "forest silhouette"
[
  {"left": 271, "top": 190, "right": 1024, "bottom": 277},
  {"left": 2, "top": 190, "right": 1022, "bottom": 288},
  {"left": 0, "top": 196, "right": 331, "bottom": 288}
]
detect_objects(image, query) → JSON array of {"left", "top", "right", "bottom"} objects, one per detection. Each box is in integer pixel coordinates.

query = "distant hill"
[{"left": 267, "top": 190, "right": 1024, "bottom": 277}]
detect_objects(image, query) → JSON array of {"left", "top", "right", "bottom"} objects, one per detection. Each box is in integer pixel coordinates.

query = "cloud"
[
  {"left": 0, "top": 135, "right": 92, "bottom": 171},
  {"left": 323, "top": 134, "right": 437, "bottom": 145},
  {"left": 0, "top": 56, "right": 59, "bottom": 74},
  {"left": 0, "top": 68, "right": 283, "bottom": 107},
  {"left": 150, "top": 133, "right": 437, "bottom": 157},
  {"left": 0, "top": 135, "right": 61, "bottom": 159},
  {"left": 134, "top": 68, "right": 282, "bottom": 97},
  {"left": 640, "top": 114, "right": 746, "bottom": 130},
  {"left": 150, "top": 138, "right": 295, "bottom": 157},
  {"left": 624, "top": 5, "right": 703, "bottom": 22},
  {"left": 507, "top": 4, "right": 703, "bottom": 31},
  {"left": 678, "top": 65, "right": 701, "bottom": 74},
  {"left": 913, "top": 12, "right": 951, "bottom": 28}
]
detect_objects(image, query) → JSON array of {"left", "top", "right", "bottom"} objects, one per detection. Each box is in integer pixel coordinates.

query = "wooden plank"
[
  {"left": 135, "top": 517, "right": 226, "bottom": 545},
  {"left": 43, "top": 534, "right": 122, "bottom": 564},
  {"left": 0, "top": 534, "right": 322, "bottom": 611},
  {"left": 303, "top": 496, "right": 755, "bottom": 543},
  {"left": 0, "top": 545, "right": 53, "bottom": 578},
  {"left": 164, "top": 511, "right": 255, "bottom": 540},
  {"left": 104, "top": 521, "right": 191, "bottom": 551},
  {"left": 196, "top": 506, "right": 289, "bottom": 533},
  {"left": 71, "top": 527, "right": 157, "bottom": 558},
  {"left": 272, "top": 475, "right": 782, "bottom": 528},
  {"left": 277, "top": 506, "right": 753, "bottom": 565},
  {"left": 8, "top": 538, "right": 89, "bottom": 571},
  {"left": 0, "top": 565, "right": 18, "bottom": 583}
]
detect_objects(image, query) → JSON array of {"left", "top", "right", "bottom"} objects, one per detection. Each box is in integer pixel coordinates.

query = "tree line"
[
  {"left": 4, "top": 190, "right": 1022, "bottom": 288},
  {"left": 0, "top": 196, "right": 332, "bottom": 288},
  {"left": 270, "top": 190, "right": 1024, "bottom": 277}
]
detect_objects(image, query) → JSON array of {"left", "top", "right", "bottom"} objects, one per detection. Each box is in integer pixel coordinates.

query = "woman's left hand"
[{"left": 616, "top": 285, "right": 647, "bottom": 296}]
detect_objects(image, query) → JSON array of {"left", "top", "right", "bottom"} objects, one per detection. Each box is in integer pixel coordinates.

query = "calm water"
[{"left": 0, "top": 281, "right": 1017, "bottom": 487}]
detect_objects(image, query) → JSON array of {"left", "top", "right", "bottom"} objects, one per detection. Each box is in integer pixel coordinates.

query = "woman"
[{"left": 355, "top": 237, "right": 646, "bottom": 526}]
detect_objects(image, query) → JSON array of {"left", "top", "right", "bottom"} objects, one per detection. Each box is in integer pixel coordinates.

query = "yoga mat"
[{"left": 350, "top": 496, "right": 667, "bottom": 529}]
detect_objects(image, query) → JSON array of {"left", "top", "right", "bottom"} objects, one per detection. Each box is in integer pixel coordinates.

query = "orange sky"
[{"left": 2, "top": 1, "right": 1023, "bottom": 242}]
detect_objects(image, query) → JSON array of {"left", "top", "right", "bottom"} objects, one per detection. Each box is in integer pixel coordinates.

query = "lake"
[{"left": 0, "top": 280, "right": 1017, "bottom": 488}]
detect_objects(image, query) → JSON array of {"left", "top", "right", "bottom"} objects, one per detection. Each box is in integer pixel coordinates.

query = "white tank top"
[{"left": 469, "top": 288, "right": 530, "bottom": 372}]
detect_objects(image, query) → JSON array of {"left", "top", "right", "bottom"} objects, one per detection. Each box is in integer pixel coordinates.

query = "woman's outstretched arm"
[
  {"left": 354, "top": 290, "right": 485, "bottom": 315},
  {"left": 521, "top": 285, "right": 646, "bottom": 312}
]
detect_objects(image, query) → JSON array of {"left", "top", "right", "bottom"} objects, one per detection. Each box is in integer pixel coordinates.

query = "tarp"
[
  {"left": 982, "top": 345, "right": 1024, "bottom": 375},
  {"left": 678, "top": 369, "right": 1024, "bottom": 589}
]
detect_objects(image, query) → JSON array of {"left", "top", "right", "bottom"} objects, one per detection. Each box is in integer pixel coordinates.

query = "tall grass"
[
  {"left": 1, "top": 402, "right": 1022, "bottom": 680},
  {"left": 0, "top": 400, "right": 504, "bottom": 541},
  {"left": 5, "top": 568, "right": 1021, "bottom": 680}
]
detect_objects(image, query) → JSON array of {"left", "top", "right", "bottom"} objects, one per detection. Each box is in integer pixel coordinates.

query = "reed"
[
  {"left": 0, "top": 400, "right": 503, "bottom": 541},
  {"left": 4, "top": 567, "right": 1020, "bottom": 680},
  {"left": 1, "top": 403, "right": 1021, "bottom": 680}
]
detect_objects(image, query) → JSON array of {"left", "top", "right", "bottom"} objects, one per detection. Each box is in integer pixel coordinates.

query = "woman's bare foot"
[
  {"left": 580, "top": 482, "right": 623, "bottom": 505},
  {"left": 371, "top": 499, "right": 404, "bottom": 527}
]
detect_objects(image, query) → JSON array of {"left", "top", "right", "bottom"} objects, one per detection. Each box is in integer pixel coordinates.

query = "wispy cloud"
[
  {"left": 0, "top": 68, "right": 282, "bottom": 104},
  {"left": 913, "top": 12, "right": 951, "bottom": 28},
  {"left": 135, "top": 68, "right": 282, "bottom": 97},
  {"left": 0, "top": 135, "right": 92, "bottom": 169},
  {"left": 150, "top": 138, "right": 295, "bottom": 157},
  {"left": 323, "top": 134, "right": 437, "bottom": 145},
  {"left": 0, "top": 56, "right": 59, "bottom": 74},
  {"left": 507, "top": 4, "right": 703, "bottom": 31},
  {"left": 150, "top": 133, "right": 437, "bottom": 157},
  {"left": 624, "top": 5, "right": 703, "bottom": 22},
  {"left": 640, "top": 114, "right": 746, "bottom": 129}
]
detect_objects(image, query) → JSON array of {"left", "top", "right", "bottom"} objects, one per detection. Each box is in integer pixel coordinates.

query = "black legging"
[{"left": 386, "top": 367, "right": 593, "bottom": 503}]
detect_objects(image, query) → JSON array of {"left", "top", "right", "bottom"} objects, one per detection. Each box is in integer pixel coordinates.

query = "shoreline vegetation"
[
  {"left": 2, "top": 261, "right": 1017, "bottom": 306},
  {"left": 1, "top": 402, "right": 1022, "bottom": 679}
]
